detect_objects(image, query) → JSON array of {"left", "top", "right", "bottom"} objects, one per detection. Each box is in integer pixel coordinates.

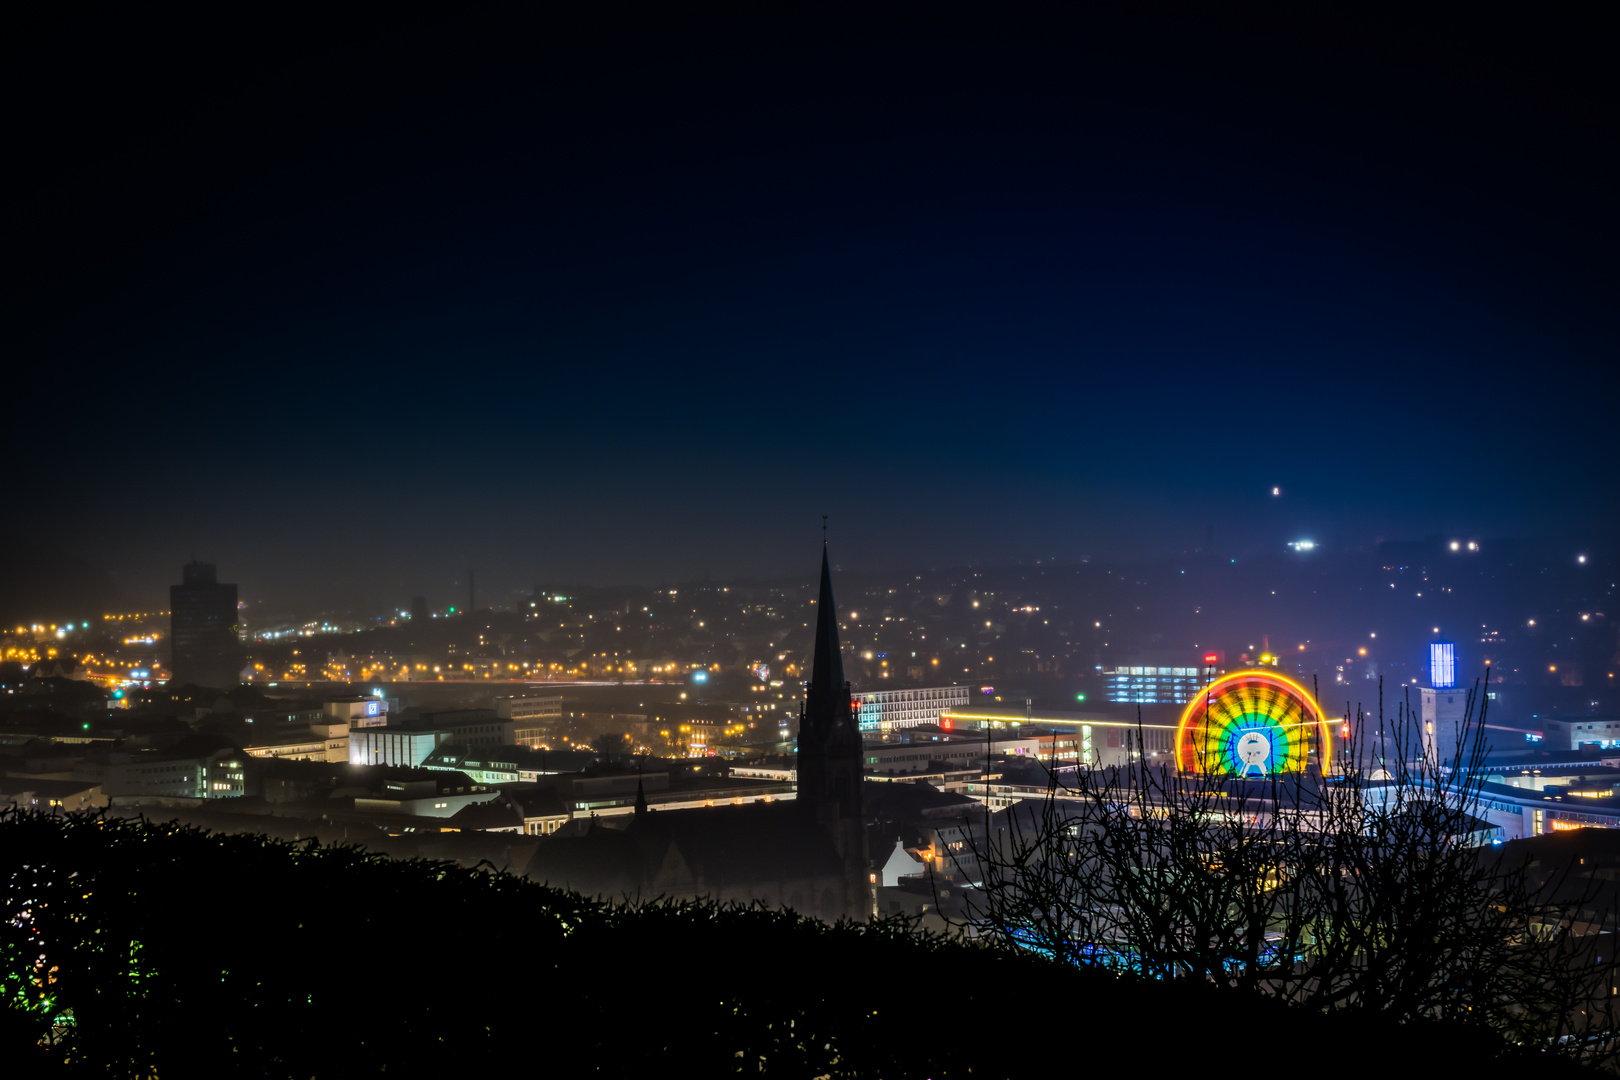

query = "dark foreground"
[{"left": 0, "top": 811, "right": 1595, "bottom": 1078}]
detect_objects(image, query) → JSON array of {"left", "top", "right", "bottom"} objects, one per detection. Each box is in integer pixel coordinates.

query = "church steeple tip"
[
  {"left": 810, "top": 544, "right": 846, "bottom": 701},
  {"left": 802, "top": 535, "right": 856, "bottom": 752}
]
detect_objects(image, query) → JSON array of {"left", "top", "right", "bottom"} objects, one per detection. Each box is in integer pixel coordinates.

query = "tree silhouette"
[{"left": 954, "top": 676, "right": 1620, "bottom": 1065}]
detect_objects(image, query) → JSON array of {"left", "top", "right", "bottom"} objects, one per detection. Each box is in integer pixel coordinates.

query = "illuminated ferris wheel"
[{"left": 1175, "top": 670, "right": 1332, "bottom": 776}]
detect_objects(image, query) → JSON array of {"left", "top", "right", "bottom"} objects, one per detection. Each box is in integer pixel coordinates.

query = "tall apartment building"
[
  {"left": 853, "top": 685, "right": 970, "bottom": 732},
  {"left": 169, "top": 561, "right": 241, "bottom": 688}
]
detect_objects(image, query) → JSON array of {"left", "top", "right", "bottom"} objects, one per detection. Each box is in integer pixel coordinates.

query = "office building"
[
  {"left": 242, "top": 722, "right": 349, "bottom": 763},
  {"left": 1099, "top": 652, "right": 1221, "bottom": 705},
  {"left": 348, "top": 710, "right": 514, "bottom": 768},
  {"left": 325, "top": 696, "right": 390, "bottom": 728},
  {"left": 853, "top": 685, "right": 970, "bottom": 732},
  {"left": 497, "top": 695, "right": 564, "bottom": 746},
  {"left": 941, "top": 706, "right": 1178, "bottom": 766},
  {"left": 169, "top": 561, "right": 241, "bottom": 688},
  {"left": 105, "top": 746, "right": 249, "bottom": 800}
]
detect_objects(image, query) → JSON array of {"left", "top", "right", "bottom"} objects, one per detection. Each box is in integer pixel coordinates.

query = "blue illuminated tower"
[{"left": 1429, "top": 642, "right": 1457, "bottom": 689}]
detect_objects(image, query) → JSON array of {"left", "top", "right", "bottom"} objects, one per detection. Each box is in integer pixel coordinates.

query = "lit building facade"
[
  {"left": 349, "top": 728, "right": 444, "bottom": 768},
  {"left": 1100, "top": 656, "right": 1220, "bottom": 704},
  {"left": 854, "top": 685, "right": 970, "bottom": 732},
  {"left": 325, "top": 696, "right": 390, "bottom": 728},
  {"left": 348, "top": 711, "right": 514, "bottom": 768},
  {"left": 243, "top": 722, "right": 349, "bottom": 763},
  {"left": 497, "top": 695, "right": 563, "bottom": 747}
]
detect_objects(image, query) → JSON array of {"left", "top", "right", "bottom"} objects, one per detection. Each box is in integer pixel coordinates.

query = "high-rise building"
[
  {"left": 410, "top": 595, "right": 428, "bottom": 622},
  {"left": 169, "top": 561, "right": 241, "bottom": 688}
]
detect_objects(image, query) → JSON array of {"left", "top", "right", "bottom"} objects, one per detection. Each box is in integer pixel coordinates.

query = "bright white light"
[
  {"left": 1271, "top": 487, "right": 1280, "bottom": 496},
  {"left": 1578, "top": 554, "right": 1588, "bottom": 564},
  {"left": 1450, "top": 541, "right": 1460, "bottom": 551},
  {"left": 1288, "top": 540, "right": 1315, "bottom": 551}
]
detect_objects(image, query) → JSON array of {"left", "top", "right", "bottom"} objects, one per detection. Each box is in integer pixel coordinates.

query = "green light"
[
  {"left": 1076, "top": 693, "right": 1086, "bottom": 702},
  {"left": 448, "top": 606, "right": 456, "bottom": 613}
]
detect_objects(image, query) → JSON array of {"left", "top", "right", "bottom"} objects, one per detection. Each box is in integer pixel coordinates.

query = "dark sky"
[{"left": 9, "top": 6, "right": 1615, "bottom": 613}]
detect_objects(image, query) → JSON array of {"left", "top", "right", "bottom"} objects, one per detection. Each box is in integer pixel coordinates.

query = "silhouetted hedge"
[{"left": 0, "top": 811, "right": 1596, "bottom": 1077}]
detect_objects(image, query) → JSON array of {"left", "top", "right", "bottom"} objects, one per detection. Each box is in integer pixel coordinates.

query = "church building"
[{"left": 526, "top": 545, "right": 872, "bottom": 922}]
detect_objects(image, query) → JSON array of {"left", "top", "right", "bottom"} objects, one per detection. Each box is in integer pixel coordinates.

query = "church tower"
[{"left": 797, "top": 543, "right": 870, "bottom": 918}]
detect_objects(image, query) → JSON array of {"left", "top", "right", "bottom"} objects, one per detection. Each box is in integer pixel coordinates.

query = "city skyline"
[{"left": 4, "top": 10, "right": 1616, "bottom": 1069}]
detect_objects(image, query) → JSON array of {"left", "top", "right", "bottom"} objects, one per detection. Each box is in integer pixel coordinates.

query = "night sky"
[{"left": 9, "top": 7, "right": 1614, "bottom": 614}]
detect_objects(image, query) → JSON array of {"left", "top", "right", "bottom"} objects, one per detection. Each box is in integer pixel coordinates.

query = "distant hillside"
[{"left": 0, "top": 541, "right": 121, "bottom": 625}]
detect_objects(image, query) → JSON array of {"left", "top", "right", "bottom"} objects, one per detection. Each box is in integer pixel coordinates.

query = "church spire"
[
  {"left": 808, "top": 544, "right": 846, "bottom": 711},
  {"left": 795, "top": 533, "right": 869, "bottom": 918},
  {"left": 801, "top": 538, "right": 858, "bottom": 754}
]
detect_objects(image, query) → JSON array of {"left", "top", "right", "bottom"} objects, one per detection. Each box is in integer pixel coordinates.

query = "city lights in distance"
[
  {"left": 1288, "top": 540, "right": 1315, "bottom": 551},
  {"left": 1271, "top": 487, "right": 1280, "bottom": 496}
]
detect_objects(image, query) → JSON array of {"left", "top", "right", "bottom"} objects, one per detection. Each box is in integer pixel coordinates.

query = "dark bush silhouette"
[{"left": 0, "top": 810, "right": 1595, "bottom": 1078}]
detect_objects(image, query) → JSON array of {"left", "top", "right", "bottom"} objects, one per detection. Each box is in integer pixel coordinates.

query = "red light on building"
[
  {"left": 1203, "top": 653, "right": 1218, "bottom": 664},
  {"left": 942, "top": 718, "right": 954, "bottom": 731}
]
